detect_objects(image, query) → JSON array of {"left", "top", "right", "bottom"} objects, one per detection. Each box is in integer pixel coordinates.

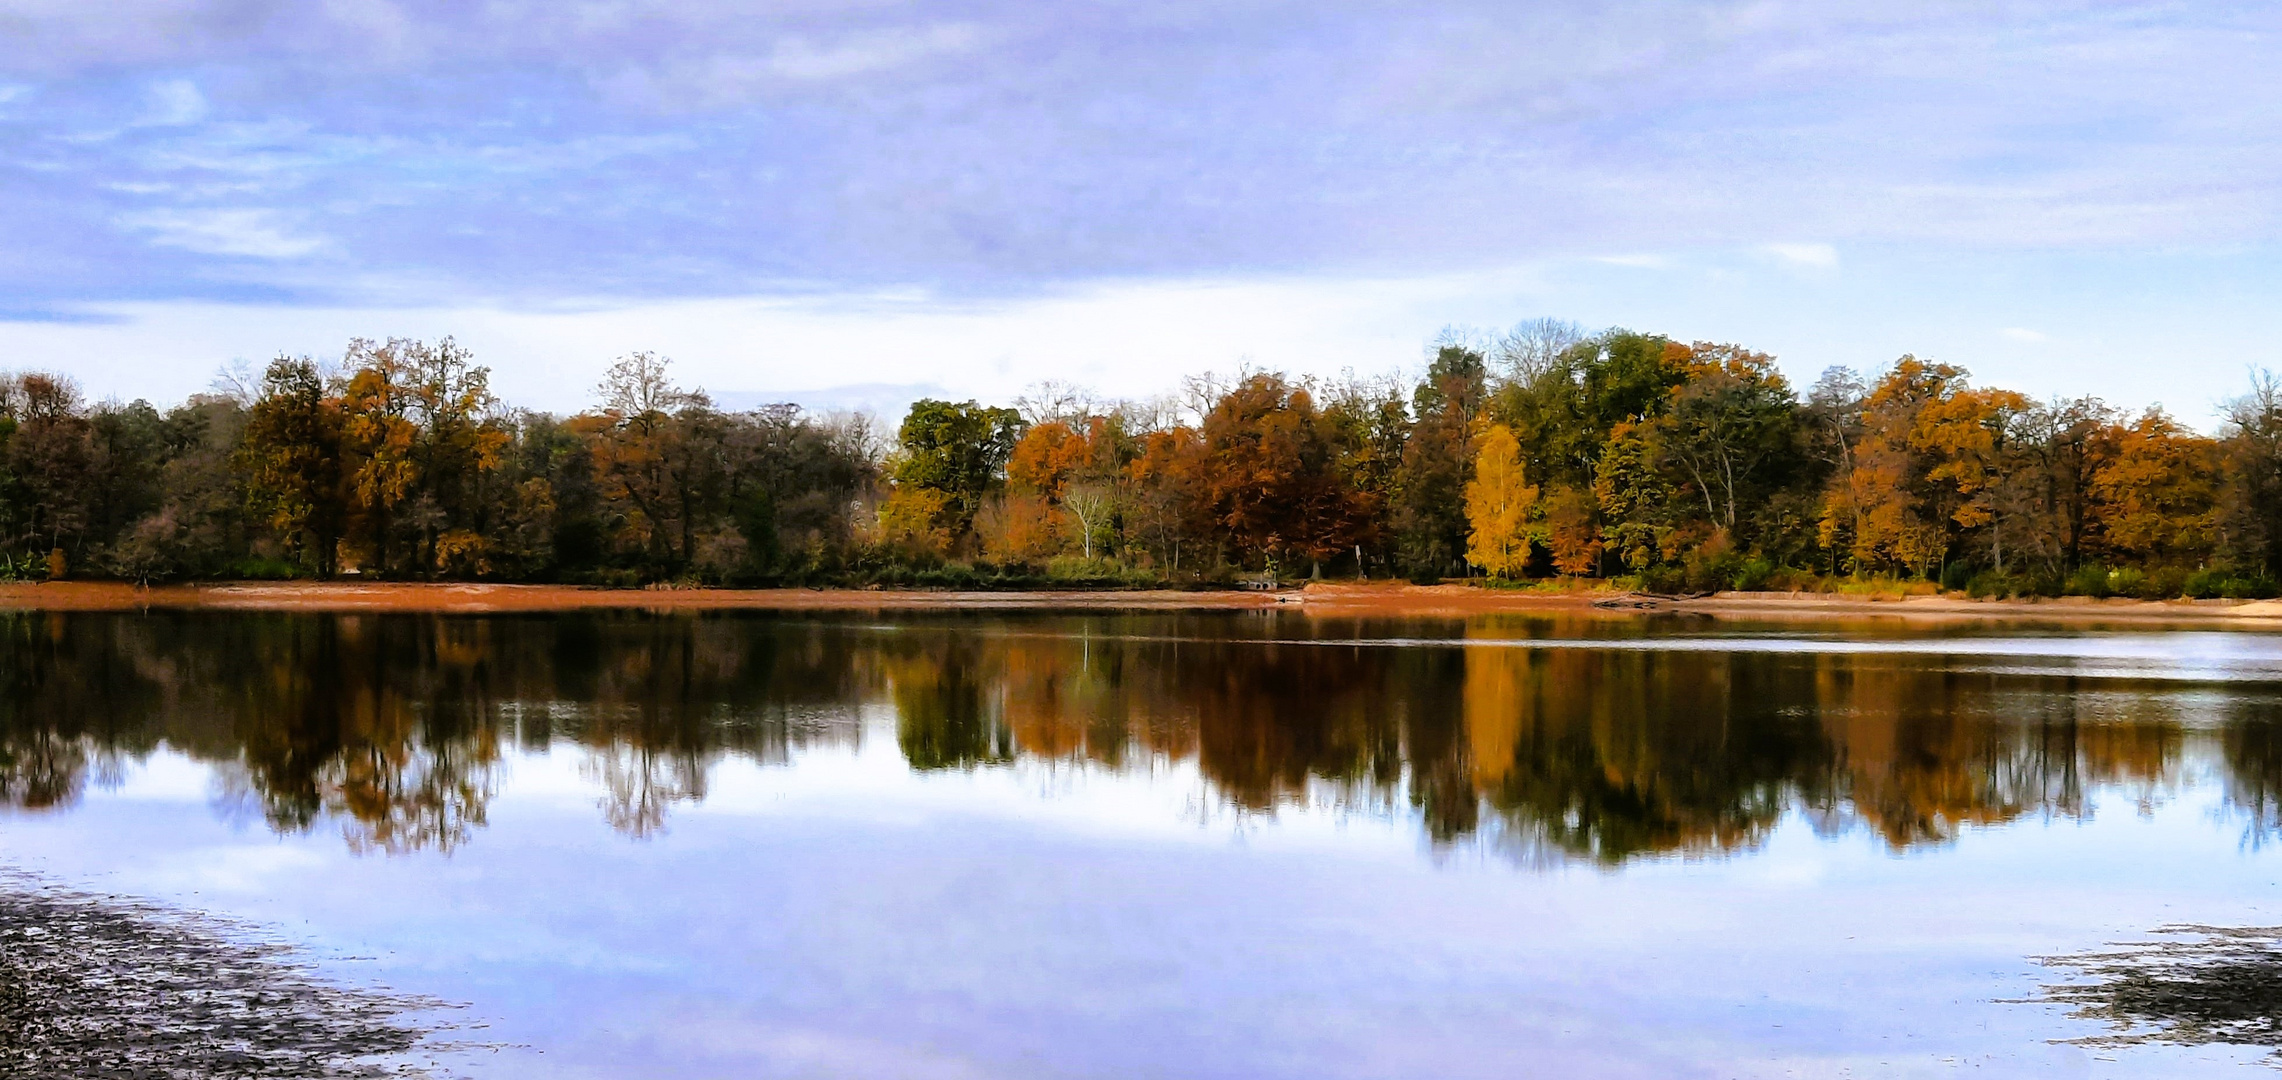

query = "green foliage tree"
[
  {"left": 1661, "top": 344, "right": 1799, "bottom": 535},
  {"left": 891, "top": 399, "right": 1024, "bottom": 549},
  {"left": 1393, "top": 345, "right": 1487, "bottom": 579},
  {"left": 1593, "top": 419, "right": 1673, "bottom": 573},
  {"left": 236, "top": 358, "right": 346, "bottom": 575}
]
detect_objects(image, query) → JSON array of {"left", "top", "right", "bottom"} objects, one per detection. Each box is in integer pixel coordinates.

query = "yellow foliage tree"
[
  {"left": 878, "top": 486, "right": 953, "bottom": 557},
  {"left": 1464, "top": 423, "right": 1538, "bottom": 578}
]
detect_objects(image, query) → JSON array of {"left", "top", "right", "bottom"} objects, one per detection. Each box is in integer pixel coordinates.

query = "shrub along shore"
[{"left": 2, "top": 322, "right": 2277, "bottom": 600}]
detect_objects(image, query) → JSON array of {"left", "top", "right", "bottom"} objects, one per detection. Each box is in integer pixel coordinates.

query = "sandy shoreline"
[{"left": 2, "top": 579, "right": 2281, "bottom": 625}]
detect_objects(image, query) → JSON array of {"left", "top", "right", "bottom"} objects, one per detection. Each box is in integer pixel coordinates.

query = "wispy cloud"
[
  {"left": 116, "top": 209, "right": 328, "bottom": 259},
  {"left": 601, "top": 23, "right": 991, "bottom": 109},
  {"left": 761, "top": 24, "right": 986, "bottom": 83},
  {"left": 139, "top": 79, "right": 206, "bottom": 126},
  {"left": 1762, "top": 243, "right": 1839, "bottom": 269},
  {"left": 0, "top": 2, "right": 2275, "bottom": 310},
  {"left": 2000, "top": 327, "right": 2048, "bottom": 343}
]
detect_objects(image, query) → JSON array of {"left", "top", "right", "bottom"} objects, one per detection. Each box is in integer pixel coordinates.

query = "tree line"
[{"left": 3, "top": 323, "right": 2279, "bottom": 596}]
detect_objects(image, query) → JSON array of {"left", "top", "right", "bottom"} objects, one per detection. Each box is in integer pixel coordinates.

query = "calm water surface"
[{"left": 4, "top": 610, "right": 2282, "bottom": 1077}]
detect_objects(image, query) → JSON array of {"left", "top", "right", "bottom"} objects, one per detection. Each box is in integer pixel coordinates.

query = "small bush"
[
  {"left": 1047, "top": 555, "right": 1116, "bottom": 582},
  {"left": 2065, "top": 564, "right": 2112, "bottom": 598},
  {"left": 2106, "top": 567, "right": 2146, "bottom": 598},
  {"left": 1731, "top": 557, "right": 1778, "bottom": 592},
  {"left": 1939, "top": 561, "right": 1975, "bottom": 592},
  {"left": 2184, "top": 567, "right": 2230, "bottom": 599},
  {"left": 2230, "top": 575, "right": 2282, "bottom": 599},
  {"left": 2139, "top": 566, "right": 2189, "bottom": 600},
  {"left": 1684, "top": 553, "right": 1742, "bottom": 594},
  {"left": 1758, "top": 566, "right": 1821, "bottom": 592},
  {"left": 1965, "top": 571, "right": 2012, "bottom": 599},
  {"left": 906, "top": 566, "right": 957, "bottom": 589},
  {"left": 1640, "top": 564, "right": 1688, "bottom": 595},
  {"left": 230, "top": 556, "right": 304, "bottom": 581},
  {"left": 2181, "top": 567, "right": 2280, "bottom": 600}
]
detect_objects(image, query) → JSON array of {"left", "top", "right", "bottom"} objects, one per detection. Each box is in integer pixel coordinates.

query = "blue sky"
[{"left": 1, "top": 1, "right": 2276, "bottom": 421}]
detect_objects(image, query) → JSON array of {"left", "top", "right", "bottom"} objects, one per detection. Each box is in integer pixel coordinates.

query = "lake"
[{"left": 3, "top": 609, "right": 2280, "bottom": 1077}]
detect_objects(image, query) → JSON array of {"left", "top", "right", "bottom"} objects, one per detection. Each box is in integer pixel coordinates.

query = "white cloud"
[
  {"left": 763, "top": 24, "right": 985, "bottom": 82},
  {"left": 1999, "top": 326, "right": 2047, "bottom": 343},
  {"left": 1763, "top": 242, "right": 1839, "bottom": 269},
  {"left": 618, "top": 23, "right": 992, "bottom": 108},
  {"left": 1593, "top": 254, "right": 1670, "bottom": 269},
  {"left": 140, "top": 78, "right": 207, "bottom": 126},
  {"left": 115, "top": 208, "right": 329, "bottom": 258}
]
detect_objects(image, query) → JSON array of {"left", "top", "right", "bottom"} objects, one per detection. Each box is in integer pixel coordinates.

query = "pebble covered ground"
[{"left": 0, "top": 870, "right": 466, "bottom": 1079}]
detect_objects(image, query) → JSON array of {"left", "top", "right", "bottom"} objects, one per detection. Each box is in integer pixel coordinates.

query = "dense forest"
[{"left": 4, "top": 322, "right": 2280, "bottom": 597}]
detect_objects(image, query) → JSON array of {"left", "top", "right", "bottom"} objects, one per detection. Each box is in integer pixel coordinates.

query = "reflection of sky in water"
[
  {"left": 7, "top": 734, "right": 2277, "bottom": 1079},
  {"left": 5, "top": 616, "right": 2282, "bottom": 1077}
]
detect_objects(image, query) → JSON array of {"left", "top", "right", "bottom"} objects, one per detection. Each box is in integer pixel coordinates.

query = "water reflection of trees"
[
  {"left": 0, "top": 610, "right": 2273, "bottom": 861},
  {"left": 0, "top": 611, "right": 871, "bottom": 850},
  {"left": 2221, "top": 701, "right": 2282, "bottom": 847}
]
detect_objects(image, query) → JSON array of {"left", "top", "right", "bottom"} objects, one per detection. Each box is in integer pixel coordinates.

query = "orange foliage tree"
[
  {"left": 2091, "top": 409, "right": 2219, "bottom": 566},
  {"left": 1189, "top": 374, "right": 1370, "bottom": 574}
]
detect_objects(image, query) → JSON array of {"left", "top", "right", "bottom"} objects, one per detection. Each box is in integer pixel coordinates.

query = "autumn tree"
[
  {"left": 339, "top": 339, "right": 422, "bottom": 573},
  {"left": 1823, "top": 358, "right": 1962, "bottom": 575},
  {"left": 404, "top": 337, "right": 508, "bottom": 575},
  {"left": 582, "top": 351, "right": 721, "bottom": 571},
  {"left": 2091, "top": 409, "right": 2219, "bottom": 566},
  {"left": 1464, "top": 423, "right": 1536, "bottom": 579},
  {"left": 1122, "top": 426, "right": 1209, "bottom": 572},
  {"left": 1191, "top": 374, "right": 1368, "bottom": 574},
  {"left": 980, "top": 419, "right": 1075, "bottom": 562},
  {"left": 1914, "top": 381, "right": 2031, "bottom": 575},
  {"left": 1006, "top": 420, "right": 1091, "bottom": 498}
]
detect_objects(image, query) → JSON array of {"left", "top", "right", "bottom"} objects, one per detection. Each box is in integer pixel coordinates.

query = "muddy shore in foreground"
[
  {"left": 2, "top": 580, "right": 2280, "bottom": 625},
  {"left": 0, "top": 871, "right": 461, "bottom": 1078}
]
